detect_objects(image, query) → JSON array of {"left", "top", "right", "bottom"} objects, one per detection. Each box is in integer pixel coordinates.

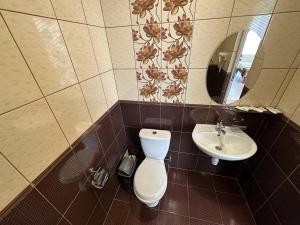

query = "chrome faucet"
[{"left": 215, "top": 120, "right": 226, "bottom": 136}]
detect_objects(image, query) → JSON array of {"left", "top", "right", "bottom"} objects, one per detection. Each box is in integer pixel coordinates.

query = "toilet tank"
[{"left": 139, "top": 129, "right": 171, "bottom": 160}]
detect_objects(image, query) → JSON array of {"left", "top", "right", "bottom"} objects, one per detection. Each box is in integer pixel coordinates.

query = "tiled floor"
[{"left": 104, "top": 168, "right": 256, "bottom": 225}]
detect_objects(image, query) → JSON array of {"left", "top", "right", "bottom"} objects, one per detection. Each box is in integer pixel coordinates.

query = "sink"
[{"left": 192, "top": 124, "right": 257, "bottom": 165}]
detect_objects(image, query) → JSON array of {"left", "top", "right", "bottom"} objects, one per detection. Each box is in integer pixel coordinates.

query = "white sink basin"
[{"left": 192, "top": 124, "right": 257, "bottom": 163}]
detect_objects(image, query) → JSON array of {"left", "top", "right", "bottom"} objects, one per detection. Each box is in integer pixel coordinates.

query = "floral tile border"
[{"left": 130, "top": 0, "right": 196, "bottom": 103}]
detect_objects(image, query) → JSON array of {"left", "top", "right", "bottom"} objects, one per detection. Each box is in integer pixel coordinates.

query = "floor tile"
[
  {"left": 168, "top": 168, "right": 188, "bottom": 186},
  {"left": 104, "top": 200, "right": 130, "bottom": 225},
  {"left": 212, "top": 176, "right": 242, "bottom": 196},
  {"left": 190, "top": 218, "right": 221, "bottom": 225},
  {"left": 158, "top": 211, "right": 189, "bottom": 225},
  {"left": 188, "top": 187, "right": 222, "bottom": 224},
  {"left": 160, "top": 183, "right": 189, "bottom": 216},
  {"left": 217, "top": 193, "right": 255, "bottom": 225},
  {"left": 188, "top": 171, "right": 214, "bottom": 190},
  {"left": 125, "top": 205, "right": 158, "bottom": 225}
]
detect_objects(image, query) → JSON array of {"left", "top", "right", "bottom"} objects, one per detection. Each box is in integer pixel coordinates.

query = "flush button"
[{"left": 152, "top": 131, "right": 157, "bottom": 135}]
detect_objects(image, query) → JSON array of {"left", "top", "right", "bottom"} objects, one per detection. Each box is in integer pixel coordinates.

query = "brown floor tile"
[
  {"left": 115, "top": 185, "right": 133, "bottom": 202},
  {"left": 104, "top": 200, "right": 130, "bottom": 225},
  {"left": 212, "top": 176, "right": 242, "bottom": 196},
  {"left": 217, "top": 193, "right": 255, "bottom": 225},
  {"left": 190, "top": 218, "right": 221, "bottom": 225},
  {"left": 188, "top": 187, "right": 222, "bottom": 224},
  {"left": 168, "top": 168, "right": 188, "bottom": 186},
  {"left": 158, "top": 211, "right": 189, "bottom": 225},
  {"left": 125, "top": 206, "right": 158, "bottom": 225},
  {"left": 160, "top": 183, "right": 189, "bottom": 216},
  {"left": 188, "top": 171, "right": 214, "bottom": 190}
]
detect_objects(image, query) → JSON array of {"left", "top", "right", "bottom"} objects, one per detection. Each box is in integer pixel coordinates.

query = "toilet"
[{"left": 133, "top": 128, "right": 171, "bottom": 207}]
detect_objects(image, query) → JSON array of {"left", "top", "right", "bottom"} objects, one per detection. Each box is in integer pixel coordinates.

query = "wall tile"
[
  {"left": 0, "top": 188, "right": 61, "bottom": 225},
  {"left": 35, "top": 148, "right": 86, "bottom": 214},
  {"left": 81, "top": 76, "right": 108, "bottom": 122},
  {"left": 190, "top": 18, "right": 230, "bottom": 68},
  {"left": 110, "top": 104, "right": 124, "bottom": 133},
  {"left": 177, "top": 153, "right": 197, "bottom": 170},
  {"left": 290, "top": 165, "right": 300, "bottom": 191},
  {"left": 121, "top": 102, "right": 141, "bottom": 127},
  {"left": 270, "top": 122, "right": 300, "bottom": 176},
  {"left": 232, "top": 0, "right": 276, "bottom": 16},
  {"left": 88, "top": 26, "right": 112, "bottom": 73},
  {"left": 114, "top": 69, "right": 138, "bottom": 101},
  {"left": 186, "top": 69, "right": 211, "bottom": 105},
  {"left": 0, "top": 99, "right": 68, "bottom": 181},
  {"left": 0, "top": 16, "right": 42, "bottom": 114},
  {"left": 161, "top": 0, "right": 194, "bottom": 23},
  {"left": 181, "top": 106, "right": 210, "bottom": 132},
  {"left": 240, "top": 69, "right": 288, "bottom": 106},
  {"left": 140, "top": 103, "right": 160, "bottom": 129},
  {"left": 46, "top": 85, "right": 92, "bottom": 143},
  {"left": 254, "top": 154, "right": 286, "bottom": 198},
  {"left": 96, "top": 114, "right": 115, "bottom": 153},
  {"left": 271, "top": 69, "right": 297, "bottom": 106},
  {"left": 161, "top": 104, "right": 184, "bottom": 131},
  {"left": 0, "top": 155, "right": 29, "bottom": 211},
  {"left": 51, "top": 0, "right": 85, "bottom": 23},
  {"left": 195, "top": 0, "right": 234, "bottom": 19},
  {"left": 179, "top": 133, "right": 199, "bottom": 154},
  {"left": 274, "top": 0, "right": 300, "bottom": 13},
  {"left": 291, "top": 104, "right": 300, "bottom": 126},
  {"left": 100, "top": 70, "right": 119, "bottom": 108},
  {"left": 0, "top": 0, "right": 55, "bottom": 17},
  {"left": 263, "top": 12, "right": 300, "bottom": 68},
  {"left": 82, "top": 0, "right": 105, "bottom": 26},
  {"left": 278, "top": 69, "right": 300, "bottom": 118},
  {"left": 101, "top": 0, "right": 131, "bottom": 27},
  {"left": 270, "top": 180, "right": 300, "bottom": 225},
  {"left": 59, "top": 21, "right": 99, "bottom": 81},
  {"left": 106, "top": 26, "right": 135, "bottom": 68},
  {"left": 2, "top": 11, "right": 78, "bottom": 95}
]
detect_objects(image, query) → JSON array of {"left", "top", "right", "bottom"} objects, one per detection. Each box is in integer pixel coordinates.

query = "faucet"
[{"left": 215, "top": 120, "right": 226, "bottom": 136}]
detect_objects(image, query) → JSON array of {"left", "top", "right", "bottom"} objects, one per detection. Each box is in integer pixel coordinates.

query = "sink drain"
[{"left": 215, "top": 146, "right": 222, "bottom": 151}]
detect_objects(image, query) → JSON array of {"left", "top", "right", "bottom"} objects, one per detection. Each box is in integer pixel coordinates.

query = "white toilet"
[{"left": 133, "top": 128, "right": 171, "bottom": 207}]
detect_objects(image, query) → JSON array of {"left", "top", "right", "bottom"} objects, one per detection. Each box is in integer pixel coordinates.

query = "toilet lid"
[{"left": 134, "top": 158, "right": 167, "bottom": 202}]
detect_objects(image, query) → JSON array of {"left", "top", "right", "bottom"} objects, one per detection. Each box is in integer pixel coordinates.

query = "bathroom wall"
[
  {"left": 0, "top": 0, "right": 118, "bottom": 218},
  {"left": 239, "top": 114, "right": 300, "bottom": 225},
  {"left": 102, "top": 0, "right": 300, "bottom": 125}
]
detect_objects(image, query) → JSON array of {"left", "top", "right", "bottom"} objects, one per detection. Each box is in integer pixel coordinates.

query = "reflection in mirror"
[{"left": 207, "top": 30, "right": 263, "bottom": 104}]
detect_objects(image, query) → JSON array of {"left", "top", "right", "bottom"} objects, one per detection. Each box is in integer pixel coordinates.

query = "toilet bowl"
[{"left": 133, "top": 129, "right": 171, "bottom": 207}]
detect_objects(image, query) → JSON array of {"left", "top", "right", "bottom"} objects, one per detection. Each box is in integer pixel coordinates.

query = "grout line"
[{"left": 102, "top": 185, "right": 121, "bottom": 224}]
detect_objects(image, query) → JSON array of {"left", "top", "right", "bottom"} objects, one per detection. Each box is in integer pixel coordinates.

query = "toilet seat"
[{"left": 134, "top": 158, "right": 167, "bottom": 203}]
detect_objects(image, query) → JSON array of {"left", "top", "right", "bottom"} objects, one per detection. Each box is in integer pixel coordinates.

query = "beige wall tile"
[
  {"left": 271, "top": 69, "right": 296, "bottom": 106},
  {"left": 0, "top": 99, "right": 69, "bottom": 181},
  {"left": 190, "top": 18, "right": 230, "bottom": 68},
  {"left": 0, "top": 0, "right": 55, "bottom": 17},
  {"left": 82, "top": 0, "right": 104, "bottom": 26},
  {"left": 228, "top": 15, "right": 271, "bottom": 38},
  {"left": 114, "top": 69, "right": 138, "bottom": 101},
  {"left": 274, "top": 0, "right": 300, "bottom": 13},
  {"left": 81, "top": 76, "right": 107, "bottom": 122},
  {"left": 51, "top": 0, "right": 85, "bottom": 23},
  {"left": 0, "top": 16, "right": 42, "bottom": 114},
  {"left": 263, "top": 12, "right": 300, "bottom": 68},
  {"left": 106, "top": 26, "right": 135, "bottom": 68},
  {"left": 240, "top": 69, "right": 288, "bottom": 106},
  {"left": 195, "top": 0, "right": 234, "bottom": 19},
  {"left": 2, "top": 11, "right": 77, "bottom": 95},
  {"left": 291, "top": 52, "right": 300, "bottom": 69},
  {"left": 278, "top": 69, "right": 300, "bottom": 118},
  {"left": 59, "top": 21, "right": 99, "bottom": 81},
  {"left": 89, "top": 26, "right": 112, "bottom": 73},
  {"left": 0, "top": 154, "right": 29, "bottom": 211},
  {"left": 101, "top": 0, "right": 131, "bottom": 27},
  {"left": 100, "top": 70, "right": 118, "bottom": 108},
  {"left": 186, "top": 69, "right": 211, "bottom": 105},
  {"left": 232, "top": 0, "right": 276, "bottom": 16},
  {"left": 46, "top": 85, "right": 92, "bottom": 143}
]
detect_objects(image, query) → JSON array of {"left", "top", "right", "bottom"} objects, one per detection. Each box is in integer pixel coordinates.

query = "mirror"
[{"left": 207, "top": 30, "right": 263, "bottom": 104}]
